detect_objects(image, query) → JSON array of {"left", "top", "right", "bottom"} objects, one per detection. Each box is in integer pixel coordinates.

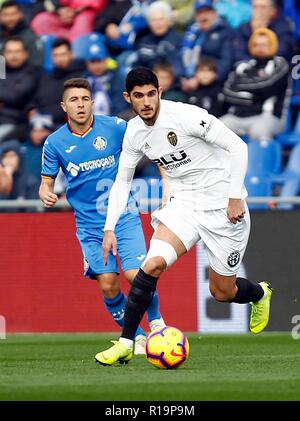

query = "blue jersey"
[{"left": 41, "top": 115, "right": 139, "bottom": 228}]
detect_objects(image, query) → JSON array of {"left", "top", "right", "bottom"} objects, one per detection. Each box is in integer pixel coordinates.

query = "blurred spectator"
[
  {"left": 283, "top": 0, "right": 300, "bottom": 41},
  {"left": 16, "top": 0, "right": 46, "bottom": 23},
  {"left": 221, "top": 28, "right": 290, "bottom": 142},
  {"left": 94, "top": 0, "right": 132, "bottom": 55},
  {"left": 0, "top": 36, "right": 40, "bottom": 142},
  {"left": 30, "top": 0, "right": 107, "bottom": 43},
  {"left": 102, "top": 0, "right": 152, "bottom": 55},
  {"left": 182, "top": 0, "right": 234, "bottom": 88},
  {"left": 133, "top": 1, "right": 183, "bottom": 75},
  {"left": 0, "top": 140, "right": 39, "bottom": 199},
  {"left": 24, "top": 113, "right": 54, "bottom": 182},
  {"left": 163, "top": 0, "right": 194, "bottom": 32},
  {"left": 153, "top": 62, "right": 187, "bottom": 101},
  {"left": 27, "top": 38, "right": 85, "bottom": 128},
  {"left": 186, "top": 57, "right": 225, "bottom": 117},
  {"left": 233, "top": 0, "right": 295, "bottom": 62},
  {"left": 215, "top": 0, "right": 252, "bottom": 29},
  {"left": 0, "top": 0, "right": 44, "bottom": 66},
  {"left": 85, "top": 42, "right": 128, "bottom": 115}
]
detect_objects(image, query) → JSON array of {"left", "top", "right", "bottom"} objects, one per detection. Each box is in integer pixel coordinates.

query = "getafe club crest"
[
  {"left": 167, "top": 131, "right": 177, "bottom": 147},
  {"left": 93, "top": 136, "right": 107, "bottom": 151}
]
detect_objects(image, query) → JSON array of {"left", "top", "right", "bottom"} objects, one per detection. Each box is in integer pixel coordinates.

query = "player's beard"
[{"left": 135, "top": 101, "right": 160, "bottom": 126}]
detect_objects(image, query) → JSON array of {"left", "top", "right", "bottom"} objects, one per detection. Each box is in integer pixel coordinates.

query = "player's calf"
[{"left": 209, "top": 284, "right": 237, "bottom": 302}]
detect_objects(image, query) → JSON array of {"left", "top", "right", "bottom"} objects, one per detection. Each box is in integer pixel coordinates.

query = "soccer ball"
[{"left": 145, "top": 326, "right": 189, "bottom": 369}]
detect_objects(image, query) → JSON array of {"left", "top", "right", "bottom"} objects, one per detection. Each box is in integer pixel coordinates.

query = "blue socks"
[
  {"left": 104, "top": 290, "right": 163, "bottom": 335},
  {"left": 104, "top": 291, "right": 145, "bottom": 337},
  {"left": 146, "top": 291, "right": 162, "bottom": 322}
]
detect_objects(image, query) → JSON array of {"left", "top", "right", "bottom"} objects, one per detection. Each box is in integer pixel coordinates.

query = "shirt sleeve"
[
  {"left": 183, "top": 103, "right": 247, "bottom": 198},
  {"left": 41, "top": 139, "right": 60, "bottom": 178},
  {"left": 212, "top": 122, "right": 248, "bottom": 199},
  {"left": 183, "top": 104, "right": 223, "bottom": 143}
]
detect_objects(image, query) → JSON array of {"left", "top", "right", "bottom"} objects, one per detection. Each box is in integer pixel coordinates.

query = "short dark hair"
[
  {"left": 0, "top": 1, "right": 21, "bottom": 11},
  {"left": 63, "top": 78, "right": 92, "bottom": 99},
  {"left": 3, "top": 36, "right": 27, "bottom": 51},
  {"left": 52, "top": 38, "right": 71, "bottom": 51},
  {"left": 125, "top": 67, "right": 159, "bottom": 93}
]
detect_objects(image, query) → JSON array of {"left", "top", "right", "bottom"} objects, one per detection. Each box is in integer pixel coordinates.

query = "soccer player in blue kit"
[{"left": 39, "top": 78, "right": 165, "bottom": 354}]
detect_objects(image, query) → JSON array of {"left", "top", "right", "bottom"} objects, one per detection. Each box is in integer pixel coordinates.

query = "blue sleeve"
[
  {"left": 130, "top": 14, "right": 148, "bottom": 32},
  {"left": 216, "top": 29, "right": 234, "bottom": 82},
  {"left": 41, "top": 138, "right": 60, "bottom": 178}
]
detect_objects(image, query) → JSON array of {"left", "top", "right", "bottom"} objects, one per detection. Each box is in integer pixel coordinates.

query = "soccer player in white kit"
[{"left": 95, "top": 67, "right": 273, "bottom": 366}]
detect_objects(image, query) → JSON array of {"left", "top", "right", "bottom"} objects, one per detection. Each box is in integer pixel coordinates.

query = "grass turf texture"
[{"left": 0, "top": 333, "right": 299, "bottom": 401}]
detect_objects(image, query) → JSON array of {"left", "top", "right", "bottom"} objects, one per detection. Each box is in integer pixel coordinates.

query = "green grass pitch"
[{"left": 0, "top": 333, "right": 299, "bottom": 401}]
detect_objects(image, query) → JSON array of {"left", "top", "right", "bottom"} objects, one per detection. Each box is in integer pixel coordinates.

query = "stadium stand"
[
  {"left": 0, "top": 0, "right": 299, "bottom": 206},
  {"left": 247, "top": 140, "right": 283, "bottom": 175},
  {"left": 244, "top": 174, "right": 273, "bottom": 209},
  {"left": 245, "top": 140, "right": 283, "bottom": 210},
  {"left": 270, "top": 142, "right": 300, "bottom": 209},
  {"left": 276, "top": 108, "right": 300, "bottom": 146}
]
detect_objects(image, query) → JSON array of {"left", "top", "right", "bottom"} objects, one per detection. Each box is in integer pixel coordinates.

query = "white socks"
[{"left": 119, "top": 337, "right": 134, "bottom": 349}]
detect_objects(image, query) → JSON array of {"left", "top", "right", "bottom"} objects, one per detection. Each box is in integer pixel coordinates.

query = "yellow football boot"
[
  {"left": 250, "top": 282, "right": 273, "bottom": 334},
  {"left": 95, "top": 340, "right": 133, "bottom": 366}
]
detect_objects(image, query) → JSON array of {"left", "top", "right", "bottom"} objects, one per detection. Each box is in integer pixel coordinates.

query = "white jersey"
[{"left": 120, "top": 100, "right": 248, "bottom": 211}]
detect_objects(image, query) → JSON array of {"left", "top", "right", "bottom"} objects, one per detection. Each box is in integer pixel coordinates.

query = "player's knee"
[
  {"left": 142, "top": 256, "right": 166, "bottom": 277},
  {"left": 96, "top": 274, "right": 120, "bottom": 297}
]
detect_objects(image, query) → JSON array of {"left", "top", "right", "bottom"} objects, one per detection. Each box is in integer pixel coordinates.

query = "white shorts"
[{"left": 151, "top": 197, "right": 251, "bottom": 276}]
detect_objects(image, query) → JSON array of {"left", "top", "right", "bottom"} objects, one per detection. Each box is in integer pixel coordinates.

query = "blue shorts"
[{"left": 76, "top": 215, "right": 147, "bottom": 279}]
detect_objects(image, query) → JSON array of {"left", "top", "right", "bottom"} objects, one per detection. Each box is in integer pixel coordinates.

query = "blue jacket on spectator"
[
  {"left": 136, "top": 28, "right": 183, "bottom": 76},
  {"left": 106, "top": 0, "right": 152, "bottom": 51},
  {"left": 233, "top": 16, "right": 295, "bottom": 63},
  {"left": 182, "top": 16, "right": 234, "bottom": 81}
]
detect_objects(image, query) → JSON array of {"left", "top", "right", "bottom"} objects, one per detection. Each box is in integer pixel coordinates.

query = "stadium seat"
[
  {"left": 270, "top": 143, "right": 300, "bottom": 209},
  {"left": 245, "top": 174, "right": 273, "bottom": 210},
  {"left": 72, "top": 33, "right": 106, "bottom": 59},
  {"left": 276, "top": 109, "right": 300, "bottom": 147},
  {"left": 40, "top": 34, "right": 57, "bottom": 73},
  {"left": 247, "top": 140, "right": 283, "bottom": 175}
]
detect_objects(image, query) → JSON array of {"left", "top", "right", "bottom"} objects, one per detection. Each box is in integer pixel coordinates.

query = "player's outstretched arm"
[
  {"left": 39, "top": 176, "right": 58, "bottom": 208},
  {"left": 212, "top": 122, "right": 248, "bottom": 224}
]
